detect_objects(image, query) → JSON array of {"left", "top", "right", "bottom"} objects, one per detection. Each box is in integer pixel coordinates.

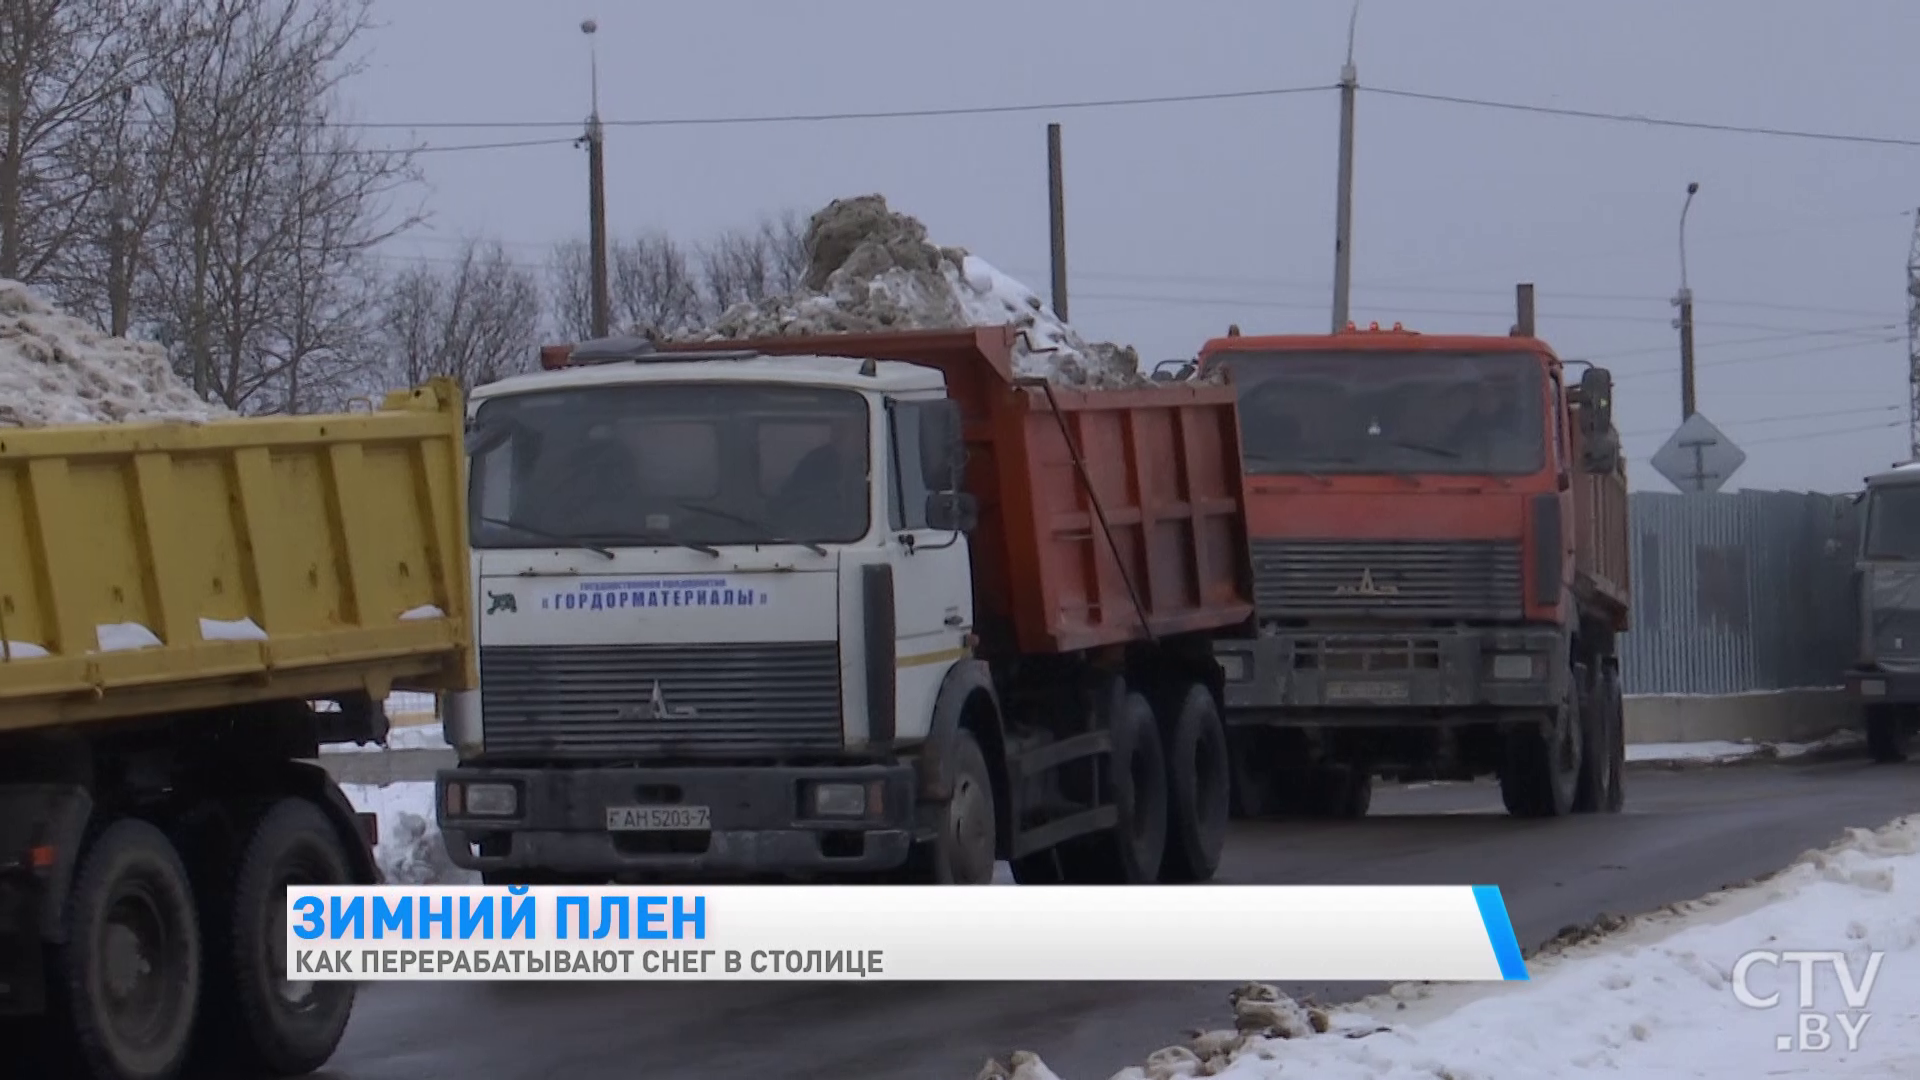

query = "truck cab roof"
[{"left": 471, "top": 352, "right": 950, "bottom": 404}]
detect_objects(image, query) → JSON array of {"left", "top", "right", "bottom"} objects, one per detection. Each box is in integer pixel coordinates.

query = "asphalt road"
[{"left": 319, "top": 758, "right": 1920, "bottom": 1080}]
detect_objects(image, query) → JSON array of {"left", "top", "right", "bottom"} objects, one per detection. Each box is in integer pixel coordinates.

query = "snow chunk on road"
[
  {"left": 0, "top": 279, "right": 228, "bottom": 428},
  {"left": 339, "top": 781, "right": 470, "bottom": 884},
  {"left": 696, "top": 195, "right": 1144, "bottom": 387},
  {"left": 996, "top": 815, "right": 1920, "bottom": 1079}
]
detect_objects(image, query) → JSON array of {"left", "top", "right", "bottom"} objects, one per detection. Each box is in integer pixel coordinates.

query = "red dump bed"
[{"left": 555, "top": 328, "right": 1255, "bottom": 657}]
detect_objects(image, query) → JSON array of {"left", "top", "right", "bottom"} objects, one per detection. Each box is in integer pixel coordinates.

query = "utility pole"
[
  {"left": 579, "top": 18, "right": 611, "bottom": 339},
  {"left": 1906, "top": 210, "right": 1920, "bottom": 460},
  {"left": 1329, "top": 2, "right": 1360, "bottom": 332},
  {"left": 1673, "top": 181, "right": 1700, "bottom": 420},
  {"left": 1046, "top": 123, "right": 1069, "bottom": 321}
]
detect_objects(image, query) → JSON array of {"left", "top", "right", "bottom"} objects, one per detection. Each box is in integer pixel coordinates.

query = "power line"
[
  {"left": 1584, "top": 324, "right": 1899, "bottom": 363},
  {"left": 1611, "top": 333, "right": 1904, "bottom": 381},
  {"left": 1622, "top": 403, "right": 1902, "bottom": 439},
  {"left": 1365, "top": 86, "right": 1920, "bottom": 149},
  {"left": 292, "top": 84, "right": 1338, "bottom": 132},
  {"left": 1743, "top": 419, "right": 1906, "bottom": 447}
]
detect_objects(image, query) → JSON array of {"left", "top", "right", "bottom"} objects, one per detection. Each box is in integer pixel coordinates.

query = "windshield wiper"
[
  {"left": 674, "top": 501, "right": 829, "bottom": 555},
  {"left": 634, "top": 525, "right": 721, "bottom": 558},
  {"left": 1385, "top": 439, "right": 1461, "bottom": 459},
  {"left": 477, "top": 515, "right": 615, "bottom": 559}
]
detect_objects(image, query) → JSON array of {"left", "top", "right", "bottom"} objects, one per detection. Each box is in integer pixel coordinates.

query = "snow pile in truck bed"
[
  {"left": 695, "top": 195, "right": 1145, "bottom": 387},
  {"left": 0, "top": 278, "right": 228, "bottom": 428}
]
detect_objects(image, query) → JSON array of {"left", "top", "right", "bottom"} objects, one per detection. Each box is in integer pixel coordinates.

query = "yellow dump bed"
[{"left": 0, "top": 379, "right": 474, "bottom": 731}]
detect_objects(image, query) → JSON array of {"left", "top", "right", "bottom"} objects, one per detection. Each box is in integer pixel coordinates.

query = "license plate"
[
  {"left": 1325, "top": 680, "right": 1409, "bottom": 702},
  {"left": 605, "top": 805, "right": 711, "bottom": 831}
]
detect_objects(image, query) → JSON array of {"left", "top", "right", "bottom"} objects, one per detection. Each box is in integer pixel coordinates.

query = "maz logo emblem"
[
  {"left": 1334, "top": 569, "right": 1400, "bottom": 597},
  {"left": 617, "top": 681, "right": 698, "bottom": 721}
]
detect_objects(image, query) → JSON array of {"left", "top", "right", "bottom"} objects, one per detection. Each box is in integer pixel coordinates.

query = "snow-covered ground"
[
  {"left": 988, "top": 815, "right": 1920, "bottom": 1080},
  {"left": 1627, "top": 729, "right": 1862, "bottom": 766}
]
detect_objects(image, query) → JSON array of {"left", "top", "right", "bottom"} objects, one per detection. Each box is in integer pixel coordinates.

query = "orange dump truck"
[
  {"left": 0, "top": 381, "right": 473, "bottom": 1080},
  {"left": 435, "top": 327, "right": 1254, "bottom": 886},
  {"left": 1193, "top": 312, "right": 1631, "bottom": 820}
]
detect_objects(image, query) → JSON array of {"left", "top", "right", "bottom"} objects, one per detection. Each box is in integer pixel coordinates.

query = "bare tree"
[
  {"left": 134, "top": 0, "right": 418, "bottom": 411},
  {"left": 546, "top": 237, "right": 593, "bottom": 340},
  {"left": 0, "top": 0, "right": 154, "bottom": 288},
  {"left": 611, "top": 231, "right": 701, "bottom": 336},
  {"left": 698, "top": 209, "right": 811, "bottom": 317},
  {"left": 382, "top": 239, "right": 543, "bottom": 393}
]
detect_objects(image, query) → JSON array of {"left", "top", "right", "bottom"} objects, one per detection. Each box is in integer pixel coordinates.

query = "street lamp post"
[{"left": 1674, "top": 181, "right": 1700, "bottom": 420}]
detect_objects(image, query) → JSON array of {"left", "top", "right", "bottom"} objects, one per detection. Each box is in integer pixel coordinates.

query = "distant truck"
[
  {"left": 1189, "top": 302, "right": 1632, "bottom": 819},
  {"left": 436, "top": 327, "right": 1253, "bottom": 886},
  {"left": 1843, "top": 462, "right": 1920, "bottom": 762},
  {"left": 0, "top": 381, "right": 475, "bottom": 1080}
]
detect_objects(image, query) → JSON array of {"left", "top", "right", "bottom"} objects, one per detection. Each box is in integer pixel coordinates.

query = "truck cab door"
[{"left": 883, "top": 398, "right": 975, "bottom": 743}]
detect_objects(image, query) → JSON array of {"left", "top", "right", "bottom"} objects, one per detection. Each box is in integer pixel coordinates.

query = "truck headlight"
[
  {"left": 1490, "top": 654, "right": 1537, "bottom": 681},
  {"left": 808, "top": 782, "right": 874, "bottom": 818},
  {"left": 1217, "top": 653, "right": 1250, "bottom": 681},
  {"left": 450, "top": 781, "right": 519, "bottom": 817}
]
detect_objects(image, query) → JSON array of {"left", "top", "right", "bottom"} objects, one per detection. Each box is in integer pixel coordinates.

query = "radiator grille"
[
  {"left": 479, "top": 642, "right": 842, "bottom": 758},
  {"left": 1252, "top": 539, "right": 1525, "bottom": 621}
]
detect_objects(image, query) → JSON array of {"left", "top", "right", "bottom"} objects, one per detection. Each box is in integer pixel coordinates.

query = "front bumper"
[
  {"left": 1844, "top": 668, "right": 1920, "bottom": 704},
  {"left": 1216, "top": 626, "right": 1567, "bottom": 716},
  {"left": 437, "top": 762, "right": 917, "bottom": 877}
]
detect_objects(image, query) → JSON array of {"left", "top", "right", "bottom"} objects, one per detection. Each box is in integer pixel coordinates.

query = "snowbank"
[
  {"left": 987, "top": 815, "right": 1920, "bottom": 1079},
  {"left": 340, "top": 781, "right": 470, "bottom": 884},
  {"left": 1628, "top": 729, "right": 1863, "bottom": 766},
  {"left": 0, "top": 279, "right": 227, "bottom": 427},
  {"left": 695, "top": 195, "right": 1144, "bottom": 387}
]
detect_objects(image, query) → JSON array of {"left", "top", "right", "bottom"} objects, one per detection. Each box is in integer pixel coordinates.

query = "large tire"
[
  {"left": 1866, "top": 704, "right": 1911, "bottom": 764},
  {"left": 1501, "top": 694, "right": 1582, "bottom": 819},
  {"left": 1600, "top": 669, "right": 1626, "bottom": 813},
  {"left": 216, "top": 799, "right": 358, "bottom": 1075},
  {"left": 1160, "top": 685, "right": 1231, "bottom": 883},
  {"left": 1573, "top": 664, "right": 1608, "bottom": 814},
  {"left": 1059, "top": 692, "right": 1168, "bottom": 884},
  {"left": 908, "top": 729, "right": 998, "bottom": 884},
  {"left": 53, "top": 817, "right": 202, "bottom": 1080}
]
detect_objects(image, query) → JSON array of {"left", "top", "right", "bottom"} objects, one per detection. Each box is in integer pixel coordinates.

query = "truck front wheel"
[
  {"left": 1501, "top": 700, "right": 1581, "bottom": 819},
  {"left": 219, "top": 799, "right": 357, "bottom": 1075},
  {"left": 1865, "top": 704, "right": 1912, "bottom": 764},
  {"left": 55, "top": 817, "right": 202, "bottom": 1080},
  {"left": 912, "top": 729, "right": 999, "bottom": 884}
]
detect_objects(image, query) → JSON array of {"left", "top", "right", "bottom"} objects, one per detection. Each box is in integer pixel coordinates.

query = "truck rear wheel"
[
  {"left": 1865, "top": 704, "right": 1911, "bottom": 764},
  {"left": 218, "top": 799, "right": 357, "bottom": 1075},
  {"left": 1059, "top": 693, "right": 1167, "bottom": 884},
  {"left": 55, "top": 817, "right": 202, "bottom": 1080},
  {"left": 1160, "top": 685, "right": 1229, "bottom": 883},
  {"left": 1600, "top": 670, "right": 1626, "bottom": 812},
  {"left": 1501, "top": 699, "right": 1581, "bottom": 818}
]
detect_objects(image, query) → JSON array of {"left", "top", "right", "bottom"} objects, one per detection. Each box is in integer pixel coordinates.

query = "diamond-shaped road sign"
[{"left": 1650, "top": 411, "right": 1746, "bottom": 494}]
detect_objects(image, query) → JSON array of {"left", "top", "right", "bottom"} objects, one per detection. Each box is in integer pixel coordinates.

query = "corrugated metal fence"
[{"left": 1621, "top": 490, "right": 1859, "bottom": 695}]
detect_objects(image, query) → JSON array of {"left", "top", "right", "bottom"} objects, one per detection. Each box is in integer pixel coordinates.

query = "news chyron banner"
[{"left": 287, "top": 885, "right": 1530, "bottom": 982}]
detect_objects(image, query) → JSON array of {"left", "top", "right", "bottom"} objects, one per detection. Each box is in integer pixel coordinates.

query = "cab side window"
[{"left": 888, "top": 401, "right": 932, "bottom": 531}]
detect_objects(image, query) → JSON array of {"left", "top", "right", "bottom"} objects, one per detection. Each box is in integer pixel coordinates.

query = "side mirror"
[
  {"left": 1576, "top": 367, "right": 1613, "bottom": 433},
  {"left": 466, "top": 423, "right": 510, "bottom": 457},
  {"left": 917, "top": 400, "right": 966, "bottom": 492},
  {"left": 925, "top": 491, "right": 978, "bottom": 533}
]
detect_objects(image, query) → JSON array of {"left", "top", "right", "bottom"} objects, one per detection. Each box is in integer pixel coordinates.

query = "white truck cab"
[{"left": 437, "top": 343, "right": 981, "bottom": 880}]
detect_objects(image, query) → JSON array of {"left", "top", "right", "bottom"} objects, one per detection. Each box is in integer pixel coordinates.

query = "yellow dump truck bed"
[{"left": 0, "top": 379, "right": 474, "bottom": 731}]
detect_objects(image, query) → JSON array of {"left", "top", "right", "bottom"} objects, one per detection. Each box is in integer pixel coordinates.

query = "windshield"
[
  {"left": 468, "top": 383, "right": 871, "bottom": 549},
  {"left": 1866, "top": 483, "right": 1920, "bottom": 560},
  {"left": 1210, "top": 350, "right": 1549, "bottom": 476}
]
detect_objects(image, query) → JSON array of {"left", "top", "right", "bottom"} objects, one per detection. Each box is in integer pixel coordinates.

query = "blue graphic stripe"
[{"left": 1471, "top": 885, "right": 1530, "bottom": 981}]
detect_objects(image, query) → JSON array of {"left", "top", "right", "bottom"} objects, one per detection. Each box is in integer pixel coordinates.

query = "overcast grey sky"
[{"left": 350, "top": 0, "right": 1920, "bottom": 495}]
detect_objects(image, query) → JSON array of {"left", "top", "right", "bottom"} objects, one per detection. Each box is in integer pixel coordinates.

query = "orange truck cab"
[{"left": 1197, "top": 320, "right": 1631, "bottom": 820}]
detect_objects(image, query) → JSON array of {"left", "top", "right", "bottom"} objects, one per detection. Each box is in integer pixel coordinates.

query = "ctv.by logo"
[{"left": 1732, "top": 950, "right": 1883, "bottom": 1052}]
